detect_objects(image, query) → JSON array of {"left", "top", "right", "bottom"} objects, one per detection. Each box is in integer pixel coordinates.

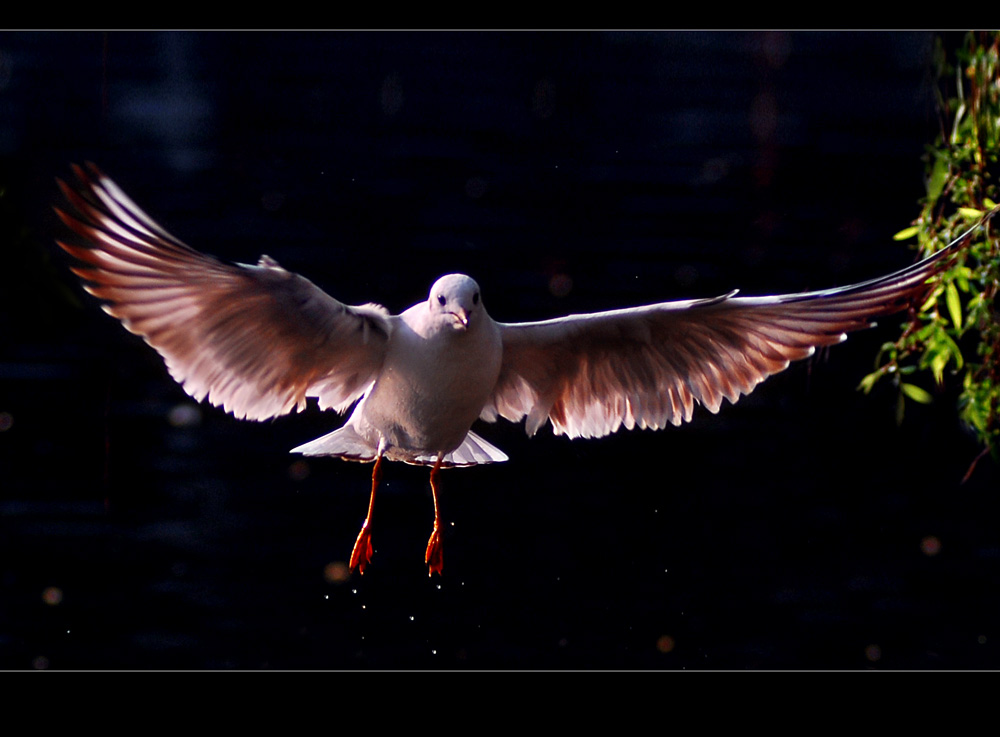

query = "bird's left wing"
[
  {"left": 483, "top": 213, "right": 996, "bottom": 439},
  {"left": 55, "top": 163, "right": 391, "bottom": 421}
]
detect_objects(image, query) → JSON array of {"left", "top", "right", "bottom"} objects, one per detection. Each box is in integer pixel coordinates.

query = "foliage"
[{"left": 859, "top": 32, "right": 1000, "bottom": 469}]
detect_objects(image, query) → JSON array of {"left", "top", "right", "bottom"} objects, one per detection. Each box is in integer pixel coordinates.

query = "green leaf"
[
  {"left": 930, "top": 351, "right": 948, "bottom": 385},
  {"left": 916, "top": 322, "right": 939, "bottom": 341},
  {"left": 919, "top": 285, "right": 944, "bottom": 313},
  {"left": 939, "top": 331, "right": 964, "bottom": 370},
  {"left": 965, "top": 397, "right": 988, "bottom": 432},
  {"left": 955, "top": 266, "right": 972, "bottom": 293},
  {"left": 893, "top": 225, "right": 920, "bottom": 241},
  {"left": 872, "top": 33, "right": 1000, "bottom": 460},
  {"left": 900, "top": 383, "right": 933, "bottom": 404},
  {"left": 946, "top": 281, "right": 963, "bottom": 331},
  {"left": 927, "top": 154, "right": 948, "bottom": 203},
  {"left": 858, "top": 371, "right": 881, "bottom": 394}
]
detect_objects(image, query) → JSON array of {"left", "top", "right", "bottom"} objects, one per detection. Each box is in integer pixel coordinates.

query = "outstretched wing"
[
  {"left": 55, "top": 163, "right": 391, "bottom": 421},
  {"left": 483, "top": 212, "right": 996, "bottom": 439}
]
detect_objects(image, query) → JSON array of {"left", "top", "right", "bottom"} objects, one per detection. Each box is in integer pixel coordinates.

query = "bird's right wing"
[
  {"left": 55, "top": 163, "right": 391, "bottom": 421},
  {"left": 483, "top": 208, "right": 998, "bottom": 439}
]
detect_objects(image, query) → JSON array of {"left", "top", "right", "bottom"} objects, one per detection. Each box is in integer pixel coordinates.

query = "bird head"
[{"left": 428, "top": 274, "right": 483, "bottom": 332}]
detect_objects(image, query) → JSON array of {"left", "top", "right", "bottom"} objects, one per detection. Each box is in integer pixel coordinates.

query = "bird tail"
[
  {"left": 291, "top": 424, "right": 378, "bottom": 461},
  {"left": 290, "top": 427, "right": 508, "bottom": 467},
  {"left": 438, "top": 431, "right": 509, "bottom": 467}
]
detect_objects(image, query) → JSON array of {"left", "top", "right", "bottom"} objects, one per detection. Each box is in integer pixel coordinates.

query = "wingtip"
[
  {"left": 70, "top": 162, "right": 88, "bottom": 185},
  {"left": 58, "top": 162, "right": 103, "bottom": 198},
  {"left": 83, "top": 161, "right": 105, "bottom": 180},
  {"left": 929, "top": 204, "right": 1000, "bottom": 260},
  {"left": 52, "top": 206, "right": 76, "bottom": 231},
  {"left": 53, "top": 176, "right": 80, "bottom": 214}
]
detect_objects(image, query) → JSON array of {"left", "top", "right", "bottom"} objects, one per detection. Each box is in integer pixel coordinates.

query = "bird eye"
[
  {"left": 473, "top": 292, "right": 480, "bottom": 305},
  {"left": 437, "top": 295, "right": 447, "bottom": 306}
]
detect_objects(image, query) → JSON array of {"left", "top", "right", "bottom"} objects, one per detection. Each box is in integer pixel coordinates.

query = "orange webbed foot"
[
  {"left": 350, "top": 454, "right": 382, "bottom": 575},
  {"left": 425, "top": 527, "right": 443, "bottom": 577},
  {"left": 350, "top": 524, "right": 374, "bottom": 575}
]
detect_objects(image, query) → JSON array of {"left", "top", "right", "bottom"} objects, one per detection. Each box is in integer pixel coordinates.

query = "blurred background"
[{"left": 1, "top": 31, "right": 998, "bottom": 669}]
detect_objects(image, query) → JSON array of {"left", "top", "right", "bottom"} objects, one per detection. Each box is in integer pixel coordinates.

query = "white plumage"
[{"left": 55, "top": 163, "right": 992, "bottom": 575}]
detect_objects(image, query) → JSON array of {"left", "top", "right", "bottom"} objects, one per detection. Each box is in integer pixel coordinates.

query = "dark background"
[{"left": 2, "top": 31, "right": 998, "bottom": 670}]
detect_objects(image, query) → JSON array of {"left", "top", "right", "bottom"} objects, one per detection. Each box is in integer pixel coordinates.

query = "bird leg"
[
  {"left": 425, "top": 455, "right": 445, "bottom": 576},
  {"left": 350, "top": 454, "right": 383, "bottom": 574}
]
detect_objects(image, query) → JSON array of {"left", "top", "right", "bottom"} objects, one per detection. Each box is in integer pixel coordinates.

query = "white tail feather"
[{"left": 291, "top": 427, "right": 507, "bottom": 467}]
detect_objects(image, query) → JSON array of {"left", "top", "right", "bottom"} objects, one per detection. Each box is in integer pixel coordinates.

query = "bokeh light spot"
[
  {"left": 324, "top": 561, "right": 350, "bottom": 584},
  {"left": 167, "top": 403, "right": 201, "bottom": 428},
  {"left": 656, "top": 635, "right": 675, "bottom": 654},
  {"left": 42, "top": 586, "right": 62, "bottom": 606},
  {"left": 920, "top": 535, "right": 941, "bottom": 556},
  {"left": 288, "top": 459, "right": 310, "bottom": 481},
  {"left": 548, "top": 273, "right": 573, "bottom": 298}
]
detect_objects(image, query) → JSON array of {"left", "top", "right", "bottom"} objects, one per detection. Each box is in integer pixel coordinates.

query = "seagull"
[{"left": 54, "top": 163, "right": 994, "bottom": 576}]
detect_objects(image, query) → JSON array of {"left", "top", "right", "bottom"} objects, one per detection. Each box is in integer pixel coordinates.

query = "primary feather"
[{"left": 55, "top": 163, "right": 995, "bottom": 463}]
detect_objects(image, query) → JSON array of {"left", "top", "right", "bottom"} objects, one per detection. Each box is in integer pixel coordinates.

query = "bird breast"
[{"left": 355, "top": 312, "right": 502, "bottom": 455}]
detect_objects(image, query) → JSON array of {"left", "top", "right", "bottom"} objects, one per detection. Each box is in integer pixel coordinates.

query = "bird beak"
[{"left": 449, "top": 309, "right": 469, "bottom": 330}]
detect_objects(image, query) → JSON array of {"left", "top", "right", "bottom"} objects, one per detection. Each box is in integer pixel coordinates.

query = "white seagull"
[{"left": 55, "top": 163, "right": 993, "bottom": 575}]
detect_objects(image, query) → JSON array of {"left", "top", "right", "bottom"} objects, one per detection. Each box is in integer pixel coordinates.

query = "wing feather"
[
  {"left": 55, "top": 163, "right": 391, "bottom": 421},
  {"left": 485, "top": 210, "right": 997, "bottom": 439}
]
